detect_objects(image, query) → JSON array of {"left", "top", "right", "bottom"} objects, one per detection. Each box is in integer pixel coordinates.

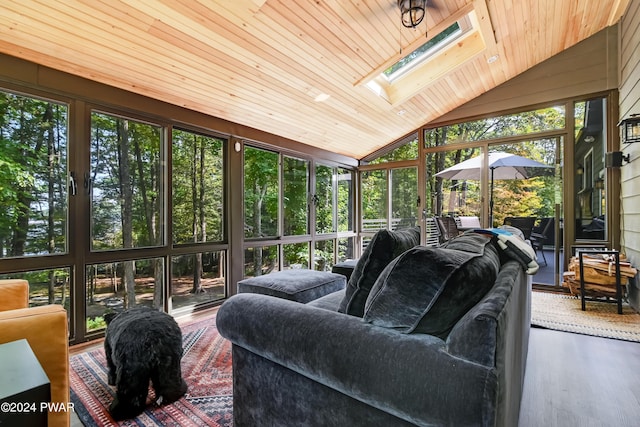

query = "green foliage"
[
  {"left": 172, "top": 129, "right": 224, "bottom": 244},
  {"left": 0, "top": 90, "right": 68, "bottom": 257},
  {"left": 361, "top": 170, "right": 387, "bottom": 228},
  {"left": 283, "top": 156, "right": 309, "bottom": 236},
  {"left": 337, "top": 168, "right": 353, "bottom": 232},
  {"left": 244, "top": 147, "right": 279, "bottom": 238},
  {"left": 315, "top": 165, "right": 335, "bottom": 234},
  {"left": 283, "top": 242, "right": 309, "bottom": 268},
  {"left": 90, "top": 112, "right": 162, "bottom": 250},
  {"left": 368, "top": 137, "right": 419, "bottom": 164},
  {"left": 87, "top": 316, "right": 106, "bottom": 331}
]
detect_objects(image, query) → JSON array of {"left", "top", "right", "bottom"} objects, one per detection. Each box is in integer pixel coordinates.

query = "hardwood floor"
[{"left": 519, "top": 327, "right": 640, "bottom": 426}]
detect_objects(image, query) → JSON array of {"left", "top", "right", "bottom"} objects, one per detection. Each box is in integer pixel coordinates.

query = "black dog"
[{"left": 104, "top": 307, "right": 187, "bottom": 420}]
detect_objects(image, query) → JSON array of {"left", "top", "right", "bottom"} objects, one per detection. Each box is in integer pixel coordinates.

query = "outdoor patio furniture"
[
  {"left": 456, "top": 216, "right": 481, "bottom": 230},
  {"left": 503, "top": 217, "right": 536, "bottom": 240},
  {"left": 530, "top": 218, "right": 554, "bottom": 266},
  {"left": 435, "top": 152, "right": 552, "bottom": 226},
  {"left": 435, "top": 216, "right": 460, "bottom": 244}
]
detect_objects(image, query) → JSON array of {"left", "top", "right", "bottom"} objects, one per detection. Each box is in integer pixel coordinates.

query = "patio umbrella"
[{"left": 435, "top": 152, "right": 552, "bottom": 225}]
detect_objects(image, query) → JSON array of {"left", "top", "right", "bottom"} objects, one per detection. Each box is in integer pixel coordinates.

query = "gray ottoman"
[
  {"left": 237, "top": 269, "right": 346, "bottom": 303},
  {"left": 331, "top": 259, "right": 358, "bottom": 281}
]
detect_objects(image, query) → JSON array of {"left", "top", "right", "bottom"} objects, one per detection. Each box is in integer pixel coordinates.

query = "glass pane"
[
  {"left": 337, "top": 168, "right": 354, "bottom": 232},
  {"left": 424, "top": 106, "right": 565, "bottom": 147},
  {"left": 172, "top": 129, "right": 224, "bottom": 244},
  {"left": 368, "top": 134, "right": 419, "bottom": 164},
  {"left": 488, "top": 142, "right": 556, "bottom": 227},
  {"left": 0, "top": 91, "right": 68, "bottom": 258},
  {"left": 337, "top": 237, "right": 355, "bottom": 262},
  {"left": 315, "top": 165, "right": 335, "bottom": 234},
  {"left": 85, "top": 257, "right": 164, "bottom": 332},
  {"left": 283, "top": 156, "right": 309, "bottom": 236},
  {"left": 171, "top": 251, "right": 225, "bottom": 310},
  {"left": 1, "top": 268, "right": 71, "bottom": 311},
  {"left": 361, "top": 170, "right": 387, "bottom": 231},
  {"left": 427, "top": 148, "right": 482, "bottom": 218},
  {"left": 384, "top": 23, "right": 462, "bottom": 80},
  {"left": 244, "top": 245, "right": 278, "bottom": 277},
  {"left": 314, "top": 239, "right": 334, "bottom": 271},
  {"left": 90, "top": 112, "right": 163, "bottom": 250},
  {"left": 391, "top": 167, "right": 418, "bottom": 229},
  {"left": 244, "top": 147, "right": 278, "bottom": 238},
  {"left": 574, "top": 98, "right": 606, "bottom": 240},
  {"left": 283, "top": 242, "right": 310, "bottom": 269}
]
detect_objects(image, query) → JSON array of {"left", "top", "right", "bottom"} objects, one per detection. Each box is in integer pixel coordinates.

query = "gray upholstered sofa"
[{"left": 217, "top": 229, "right": 531, "bottom": 427}]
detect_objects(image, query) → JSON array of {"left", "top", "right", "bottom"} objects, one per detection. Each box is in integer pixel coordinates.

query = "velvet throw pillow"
[
  {"left": 338, "top": 227, "right": 420, "bottom": 317},
  {"left": 363, "top": 233, "right": 500, "bottom": 338}
]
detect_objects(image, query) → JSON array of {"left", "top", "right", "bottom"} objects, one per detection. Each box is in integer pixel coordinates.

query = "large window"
[
  {"left": 90, "top": 112, "right": 163, "bottom": 250},
  {"left": 283, "top": 156, "right": 309, "bottom": 236},
  {"left": 170, "top": 129, "right": 226, "bottom": 310},
  {"left": 244, "top": 146, "right": 279, "bottom": 239},
  {"left": 574, "top": 98, "right": 607, "bottom": 241},
  {"left": 361, "top": 169, "right": 388, "bottom": 232},
  {"left": 243, "top": 146, "right": 355, "bottom": 277},
  {"left": 172, "top": 129, "right": 224, "bottom": 244},
  {"left": 337, "top": 168, "right": 354, "bottom": 232},
  {"left": 85, "top": 257, "right": 164, "bottom": 333},
  {"left": 0, "top": 84, "right": 356, "bottom": 345},
  {"left": 315, "top": 164, "right": 335, "bottom": 234},
  {"left": 0, "top": 91, "right": 68, "bottom": 258},
  {"left": 424, "top": 106, "right": 565, "bottom": 147}
]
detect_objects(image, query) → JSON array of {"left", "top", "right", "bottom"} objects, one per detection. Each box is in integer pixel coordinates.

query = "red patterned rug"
[{"left": 69, "top": 314, "right": 233, "bottom": 426}]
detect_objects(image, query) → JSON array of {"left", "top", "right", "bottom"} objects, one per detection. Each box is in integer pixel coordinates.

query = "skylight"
[
  {"left": 383, "top": 22, "right": 463, "bottom": 82},
  {"left": 356, "top": 2, "right": 497, "bottom": 106}
]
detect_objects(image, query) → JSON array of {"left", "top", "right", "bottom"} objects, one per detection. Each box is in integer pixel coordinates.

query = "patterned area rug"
[
  {"left": 69, "top": 315, "right": 233, "bottom": 426},
  {"left": 531, "top": 291, "right": 640, "bottom": 342}
]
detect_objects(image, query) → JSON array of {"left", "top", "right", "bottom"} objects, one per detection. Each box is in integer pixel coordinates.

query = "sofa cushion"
[
  {"left": 338, "top": 227, "right": 420, "bottom": 317},
  {"left": 363, "top": 233, "right": 500, "bottom": 338}
]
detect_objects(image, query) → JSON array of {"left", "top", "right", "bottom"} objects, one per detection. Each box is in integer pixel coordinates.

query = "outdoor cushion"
[{"left": 338, "top": 227, "right": 420, "bottom": 317}]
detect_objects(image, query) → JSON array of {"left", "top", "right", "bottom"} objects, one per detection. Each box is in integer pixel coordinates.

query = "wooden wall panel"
[
  {"left": 430, "top": 26, "right": 619, "bottom": 125},
  {"left": 619, "top": 0, "right": 640, "bottom": 263},
  {"left": 0, "top": 0, "right": 630, "bottom": 159},
  {"left": 0, "top": 53, "right": 358, "bottom": 168}
]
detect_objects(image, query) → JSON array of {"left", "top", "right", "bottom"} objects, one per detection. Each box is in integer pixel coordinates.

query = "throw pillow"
[
  {"left": 363, "top": 233, "right": 500, "bottom": 338},
  {"left": 338, "top": 227, "right": 420, "bottom": 317}
]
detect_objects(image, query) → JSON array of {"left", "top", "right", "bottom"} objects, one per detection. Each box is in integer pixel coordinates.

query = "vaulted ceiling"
[{"left": 0, "top": 0, "right": 630, "bottom": 159}]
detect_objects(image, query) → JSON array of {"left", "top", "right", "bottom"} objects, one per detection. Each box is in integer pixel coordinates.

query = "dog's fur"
[{"left": 104, "top": 307, "right": 187, "bottom": 420}]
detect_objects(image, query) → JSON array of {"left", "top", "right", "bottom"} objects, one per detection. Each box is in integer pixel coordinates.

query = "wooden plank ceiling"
[{"left": 0, "top": 0, "right": 630, "bottom": 159}]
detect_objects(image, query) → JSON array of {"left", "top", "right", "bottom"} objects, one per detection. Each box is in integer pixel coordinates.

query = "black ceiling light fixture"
[{"left": 398, "top": 0, "right": 427, "bottom": 28}]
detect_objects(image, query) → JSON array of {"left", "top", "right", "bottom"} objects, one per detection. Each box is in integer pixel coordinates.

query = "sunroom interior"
[{"left": 1, "top": 0, "right": 640, "bottom": 348}]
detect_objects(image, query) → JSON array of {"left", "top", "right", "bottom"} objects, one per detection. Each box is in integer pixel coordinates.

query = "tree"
[{"left": 244, "top": 147, "right": 278, "bottom": 275}]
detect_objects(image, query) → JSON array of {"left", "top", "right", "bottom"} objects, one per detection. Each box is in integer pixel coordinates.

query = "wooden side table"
[{"left": 0, "top": 339, "right": 51, "bottom": 426}]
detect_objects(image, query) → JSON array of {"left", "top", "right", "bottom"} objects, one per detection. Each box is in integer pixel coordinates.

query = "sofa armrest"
[
  {"left": 0, "top": 305, "right": 70, "bottom": 427},
  {"left": 218, "top": 293, "right": 498, "bottom": 426},
  {"left": 0, "top": 279, "right": 29, "bottom": 311}
]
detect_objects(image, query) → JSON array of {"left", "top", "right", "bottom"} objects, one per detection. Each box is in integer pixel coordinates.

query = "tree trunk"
[
  {"left": 192, "top": 139, "right": 206, "bottom": 293},
  {"left": 118, "top": 120, "right": 136, "bottom": 308},
  {"left": 252, "top": 182, "right": 267, "bottom": 275}
]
